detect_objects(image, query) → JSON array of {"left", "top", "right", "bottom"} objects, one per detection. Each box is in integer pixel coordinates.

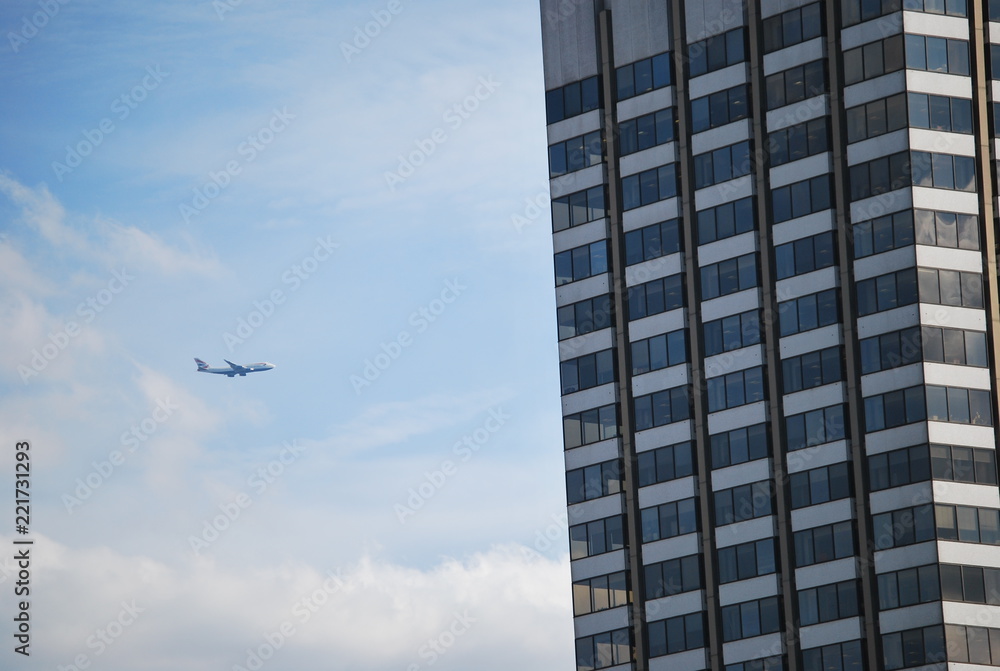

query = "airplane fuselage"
[{"left": 195, "top": 359, "right": 275, "bottom": 377}]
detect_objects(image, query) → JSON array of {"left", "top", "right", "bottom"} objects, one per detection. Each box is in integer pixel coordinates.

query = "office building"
[{"left": 540, "top": 0, "right": 1000, "bottom": 669}]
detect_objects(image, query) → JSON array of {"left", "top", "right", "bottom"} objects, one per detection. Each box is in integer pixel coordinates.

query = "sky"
[{"left": 0, "top": 1, "right": 574, "bottom": 669}]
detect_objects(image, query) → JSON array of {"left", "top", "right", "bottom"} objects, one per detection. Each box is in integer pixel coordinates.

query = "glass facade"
[{"left": 541, "top": 1, "right": 1000, "bottom": 669}]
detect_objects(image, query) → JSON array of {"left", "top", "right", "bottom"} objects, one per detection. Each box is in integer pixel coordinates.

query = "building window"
[
  {"left": 768, "top": 117, "right": 828, "bottom": 167},
  {"left": 632, "top": 329, "right": 688, "bottom": 375},
  {"left": 882, "top": 625, "right": 945, "bottom": 670},
  {"left": 790, "top": 462, "right": 851, "bottom": 510},
  {"left": 872, "top": 504, "right": 935, "bottom": 549},
  {"left": 718, "top": 538, "right": 776, "bottom": 584},
  {"left": 908, "top": 92, "right": 973, "bottom": 134},
  {"left": 627, "top": 274, "right": 684, "bottom": 320},
  {"left": 721, "top": 596, "right": 780, "bottom": 642},
  {"left": 922, "top": 326, "right": 989, "bottom": 367},
  {"left": 555, "top": 240, "right": 608, "bottom": 286},
  {"left": 546, "top": 75, "right": 601, "bottom": 125},
  {"left": 855, "top": 267, "right": 917, "bottom": 316},
  {"left": 772, "top": 174, "right": 832, "bottom": 223},
  {"left": 931, "top": 444, "right": 999, "bottom": 485},
  {"left": 794, "top": 520, "right": 855, "bottom": 567},
  {"left": 620, "top": 108, "right": 676, "bottom": 155},
  {"left": 634, "top": 386, "right": 691, "bottom": 431},
  {"left": 575, "top": 628, "right": 631, "bottom": 671},
  {"left": 622, "top": 164, "right": 678, "bottom": 210},
  {"left": 802, "top": 641, "right": 864, "bottom": 671},
  {"left": 940, "top": 564, "right": 1000, "bottom": 605},
  {"left": 878, "top": 564, "right": 940, "bottom": 611},
  {"left": 926, "top": 385, "right": 993, "bottom": 425},
  {"left": 693, "top": 140, "right": 752, "bottom": 189},
  {"left": 688, "top": 28, "right": 746, "bottom": 78},
  {"left": 560, "top": 349, "right": 615, "bottom": 395},
  {"left": 936, "top": 504, "right": 1000, "bottom": 544},
  {"left": 691, "top": 84, "right": 750, "bottom": 134},
  {"left": 778, "top": 288, "right": 839, "bottom": 337},
  {"left": 625, "top": 218, "right": 681, "bottom": 266},
  {"left": 786, "top": 404, "right": 846, "bottom": 450},
  {"left": 917, "top": 268, "right": 984, "bottom": 309},
  {"left": 848, "top": 150, "right": 910, "bottom": 201},
  {"left": 905, "top": 34, "right": 970, "bottom": 76},
  {"left": 569, "top": 515, "right": 625, "bottom": 560},
  {"left": 566, "top": 458, "right": 622, "bottom": 504},
  {"left": 853, "top": 209, "right": 912, "bottom": 257},
  {"left": 557, "top": 294, "right": 613, "bottom": 340},
  {"left": 549, "top": 130, "right": 603, "bottom": 177},
  {"left": 707, "top": 366, "right": 765, "bottom": 412},
  {"left": 798, "top": 580, "right": 859, "bottom": 626},
  {"left": 946, "top": 624, "right": 1000, "bottom": 665},
  {"left": 863, "top": 385, "right": 926, "bottom": 432},
  {"left": 869, "top": 444, "right": 930, "bottom": 491},
  {"left": 904, "top": 0, "right": 967, "bottom": 16},
  {"left": 775, "top": 231, "right": 835, "bottom": 280},
  {"left": 701, "top": 253, "right": 757, "bottom": 300},
  {"left": 843, "top": 0, "right": 900, "bottom": 27},
  {"left": 846, "top": 92, "right": 907, "bottom": 143},
  {"left": 765, "top": 59, "right": 826, "bottom": 110},
  {"left": 573, "top": 571, "right": 629, "bottom": 616},
  {"left": 616, "top": 51, "right": 672, "bottom": 101},
  {"left": 644, "top": 554, "right": 702, "bottom": 599},
  {"left": 992, "top": 0, "right": 1000, "bottom": 21},
  {"left": 704, "top": 309, "right": 760, "bottom": 357},
  {"left": 552, "top": 185, "right": 606, "bottom": 232},
  {"left": 631, "top": 329, "right": 687, "bottom": 375},
  {"left": 763, "top": 2, "right": 823, "bottom": 53},
  {"left": 714, "top": 480, "right": 772, "bottom": 526},
  {"left": 647, "top": 613, "right": 705, "bottom": 658},
  {"left": 910, "top": 151, "right": 977, "bottom": 191},
  {"left": 843, "top": 35, "right": 904, "bottom": 85},
  {"left": 914, "top": 209, "right": 979, "bottom": 249},
  {"left": 711, "top": 423, "right": 768, "bottom": 469},
  {"left": 637, "top": 441, "right": 694, "bottom": 487},
  {"left": 861, "top": 326, "right": 989, "bottom": 373},
  {"left": 563, "top": 404, "right": 618, "bottom": 450},
  {"left": 859, "top": 326, "right": 922, "bottom": 374},
  {"left": 697, "top": 196, "right": 754, "bottom": 244},
  {"left": 640, "top": 497, "right": 697, "bottom": 542},
  {"left": 724, "top": 658, "right": 784, "bottom": 671}
]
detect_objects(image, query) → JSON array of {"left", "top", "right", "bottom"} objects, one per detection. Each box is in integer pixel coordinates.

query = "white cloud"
[
  {"left": 19, "top": 535, "right": 572, "bottom": 671},
  {"left": 0, "top": 173, "right": 222, "bottom": 278}
]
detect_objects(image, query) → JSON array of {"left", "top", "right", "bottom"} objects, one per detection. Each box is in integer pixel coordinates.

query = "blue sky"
[{"left": 0, "top": 1, "right": 573, "bottom": 669}]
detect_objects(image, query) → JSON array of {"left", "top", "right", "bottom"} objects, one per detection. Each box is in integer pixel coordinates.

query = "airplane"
[{"left": 195, "top": 358, "right": 275, "bottom": 377}]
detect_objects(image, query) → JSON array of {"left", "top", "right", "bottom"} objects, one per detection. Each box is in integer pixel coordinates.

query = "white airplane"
[{"left": 195, "top": 358, "right": 275, "bottom": 377}]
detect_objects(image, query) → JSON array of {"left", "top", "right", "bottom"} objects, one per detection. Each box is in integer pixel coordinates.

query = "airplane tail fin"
[{"left": 195, "top": 358, "right": 209, "bottom": 370}]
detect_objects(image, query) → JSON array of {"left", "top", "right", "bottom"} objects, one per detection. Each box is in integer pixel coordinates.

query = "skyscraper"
[{"left": 540, "top": 1, "right": 1000, "bottom": 669}]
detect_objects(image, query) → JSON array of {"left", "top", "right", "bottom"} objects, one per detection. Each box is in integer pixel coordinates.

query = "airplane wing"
[{"left": 224, "top": 359, "right": 249, "bottom": 372}]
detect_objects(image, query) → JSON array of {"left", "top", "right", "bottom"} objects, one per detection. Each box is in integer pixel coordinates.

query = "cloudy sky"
[{"left": 0, "top": 1, "right": 573, "bottom": 669}]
